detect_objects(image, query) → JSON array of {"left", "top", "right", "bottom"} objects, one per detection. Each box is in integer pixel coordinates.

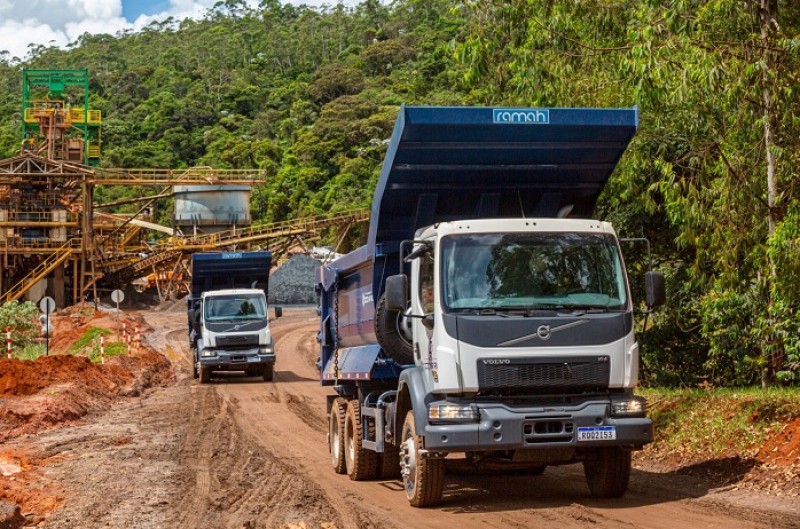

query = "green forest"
[{"left": 0, "top": 0, "right": 798, "bottom": 388}]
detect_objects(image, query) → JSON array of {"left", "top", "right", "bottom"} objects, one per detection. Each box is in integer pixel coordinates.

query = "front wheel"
[
  {"left": 199, "top": 366, "right": 211, "bottom": 384},
  {"left": 400, "top": 411, "right": 444, "bottom": 507},
  {"left": 583, "top": 447, "right": 631, "bottom": 498},
  {"left": 262, "top": 363, "right": 274, "bottom": 382}
]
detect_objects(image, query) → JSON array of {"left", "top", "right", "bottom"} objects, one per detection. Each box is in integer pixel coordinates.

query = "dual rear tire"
[
  {"left": 328, "top": 398, "right": 401, "bottom": 480},
  {"left": 344, "top": 400, "right": 378, "bottom": 480},
  {"left": 329, "top": 398, "right": 348, "bottom": 474},
  {"left": 327, "top": 402, "right": 446, "bottom": 507}
]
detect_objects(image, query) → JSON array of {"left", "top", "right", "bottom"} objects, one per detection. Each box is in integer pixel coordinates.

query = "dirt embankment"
[{"left": 0, "top": 308, "right": 175, "bottom": 527}]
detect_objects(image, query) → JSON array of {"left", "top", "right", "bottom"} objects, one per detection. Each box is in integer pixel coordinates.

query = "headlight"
[
  {"left": 428, "top": 403, "right": 479, "bottom": 423},
  {"left": 260, "top": 347, "right": 274, "bottom": 355},
  {"left": 611, "top": 396, "right": 646, "bottom": 416},
  {"left": 200, "top": 350, "right": 216, "bottom": 357}
]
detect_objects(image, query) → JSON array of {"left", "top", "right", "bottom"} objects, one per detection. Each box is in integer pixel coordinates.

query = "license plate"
[{"left": 577, "top": 426, "right": 617, "bottom": 441}]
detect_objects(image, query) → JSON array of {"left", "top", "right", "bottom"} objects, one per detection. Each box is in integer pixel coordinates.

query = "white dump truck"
[{"left": 317, "top": 106, "right": 664, "bottom": 507}]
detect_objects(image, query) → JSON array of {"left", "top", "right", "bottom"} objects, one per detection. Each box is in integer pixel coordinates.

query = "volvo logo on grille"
[
  {"left": 537, "top": 325, "right": 551, "bottom": 340},
  {"left": 482, "top": 359, "right": 511, "bottom": 365},
  {"left": 497, "top": 319, "right": 589, "bottom": 346}
]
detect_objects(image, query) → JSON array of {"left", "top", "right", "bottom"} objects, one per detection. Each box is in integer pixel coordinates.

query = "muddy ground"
[{"left": 1, "top": 307, "right": 798, "bottom": 529}]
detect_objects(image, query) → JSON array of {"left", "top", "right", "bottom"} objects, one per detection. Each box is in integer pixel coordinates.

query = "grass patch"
[
  {"left": 69, "top": 327, "right": 129, "bottom": 362},
  {"left": 638, "top": 387, "right": 800, "bottom": 459},
  {"left": 13, "top": 343, "right": 46, "bottom": 361},
  {"left": 69, "top": 327, "right": 113, "bottom": 353},
  {"left": 87, "top": 340, "right": 129, "bottom": 363}
]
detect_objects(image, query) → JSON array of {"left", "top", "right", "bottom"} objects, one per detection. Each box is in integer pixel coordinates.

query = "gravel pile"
[{"left": 268, "top": 254, "right": 320, "bottom": 305}]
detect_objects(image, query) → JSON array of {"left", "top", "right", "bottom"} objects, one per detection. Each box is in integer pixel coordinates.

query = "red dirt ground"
[
  {"left": 0, "top": 308, "right": 174, "bottom": 523},
  {"left": 757, "top": 418, "right": 800, "bottom": 467}
]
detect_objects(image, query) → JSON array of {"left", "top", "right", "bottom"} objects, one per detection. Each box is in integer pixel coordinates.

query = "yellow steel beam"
[{"left": 92, "top": 167, "right": 266, "bottom": 185}]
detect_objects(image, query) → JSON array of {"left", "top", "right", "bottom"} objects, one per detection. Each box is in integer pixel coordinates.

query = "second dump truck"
[
  {"left": 188, "top": 251, "right": 279, "bottom": 383},
  {"left": 317, "top": 106, "right": 665, "bottom": 507}
]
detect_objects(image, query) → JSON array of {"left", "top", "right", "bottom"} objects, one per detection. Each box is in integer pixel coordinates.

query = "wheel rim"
[
  {"left": 330, "top": 415, "right": 341, "bottom": 465},
  {"left": 401, "top": 435, "right": 417, "bottom": 496},
  {"left": 346, "top": 413, "right": 355, "bottom": 466}
]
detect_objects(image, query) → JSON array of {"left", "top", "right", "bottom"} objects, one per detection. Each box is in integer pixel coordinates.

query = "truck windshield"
[
  {"left": 441, "top": 233, "right": 627, "bottom": 311},
  {"left": 204, "top": 294, "right": 266, "bottom": 322}
]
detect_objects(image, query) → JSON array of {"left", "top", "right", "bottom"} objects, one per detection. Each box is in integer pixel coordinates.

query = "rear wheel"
[
  {"left": 583, "top": 447, "right": 631, "bottom": 498},
  {"left": 329, "top": 398, "right": 347, "bottom": 474},
  {"left": 379, "top": 443, "right": 401, "bottom": 479},
  {"left": 400, "top": 411, "right": 444, "bottom": 507},
  {"left": 344, "top": 400, "right": 378, "bottom": 480},
  {"left": 199, "top": 366, "right": 211, "bottom": 384},
  {"left": 262, "top": 363, "right": 274, "bottom": 382},
  {"left": 192, "top": 359, "right": 198, "bottom": 379},
  {"left": 375, "top": 294, "right": 413, "bottom": 364}
]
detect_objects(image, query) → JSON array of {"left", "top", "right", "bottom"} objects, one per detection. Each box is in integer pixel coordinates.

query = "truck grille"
[
  {"left": 477, "top": 356, "right": 610, "bottom": 391},
  {"left": 216, "top": 334, "right": 260, "bottom": 348}
]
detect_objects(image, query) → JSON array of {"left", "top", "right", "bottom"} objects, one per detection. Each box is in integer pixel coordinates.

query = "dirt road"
[{"left": 13, "top": 308, "right": 799, "bottom": 528}]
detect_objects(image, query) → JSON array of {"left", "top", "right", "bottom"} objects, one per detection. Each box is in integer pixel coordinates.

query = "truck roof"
[
  {"left": 368, "top": 105, "right": 638, "bottom": 256},
  {"left": 201, "top": 288, "right": 266, "bottom": 297}
]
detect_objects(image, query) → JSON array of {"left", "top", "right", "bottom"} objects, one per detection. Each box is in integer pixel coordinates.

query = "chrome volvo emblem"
[{"left": 497, "top": 319, "right": 589, "bottom": 346}]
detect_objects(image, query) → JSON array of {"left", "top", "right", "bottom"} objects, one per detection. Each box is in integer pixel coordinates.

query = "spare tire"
[{"left": 375, "top": 294, "right": 414, "bottom": 364}]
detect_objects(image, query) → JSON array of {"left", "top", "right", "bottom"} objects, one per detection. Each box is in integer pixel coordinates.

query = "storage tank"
[{"left": 173, "top": 185, "right": 251, "bottom": 234}]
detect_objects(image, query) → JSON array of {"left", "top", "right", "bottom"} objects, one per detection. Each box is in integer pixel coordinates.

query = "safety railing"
[{"left": 4, "top": 239, "right": 81, "bottom": 302}]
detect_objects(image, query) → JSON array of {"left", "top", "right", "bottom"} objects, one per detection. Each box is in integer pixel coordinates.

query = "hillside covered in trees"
[{"left": 0, "top": 0, "right": 798, "bottom": 388}]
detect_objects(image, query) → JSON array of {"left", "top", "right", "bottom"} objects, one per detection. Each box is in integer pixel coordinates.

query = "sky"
[{"left": 0, "top": 0, "right": 353, "bottom": 62}]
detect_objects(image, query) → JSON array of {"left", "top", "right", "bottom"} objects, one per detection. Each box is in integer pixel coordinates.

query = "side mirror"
[
  {"left": 645, "top": 271, "right": 666, "bottom": 308},
  {"left": 274, "top": 306, "right": 283, "bottom": 319},
  {"left": 385, "top": 274, "right": 408, "bottom": 311}
]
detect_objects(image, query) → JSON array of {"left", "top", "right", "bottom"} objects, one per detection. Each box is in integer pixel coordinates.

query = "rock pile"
[{"left": 268, "top": 254, "right": 320, "bottom": 305}]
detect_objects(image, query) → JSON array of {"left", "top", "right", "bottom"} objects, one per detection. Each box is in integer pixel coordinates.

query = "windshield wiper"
[
  {"left": 455, "top": 307, "right": 549, "bottom": 317},
  {"left": 558, "top": 305, "right": 610, "bottom": 315},
  {"left": 450, "top": 308, "right": 509, "bottom": 316}
]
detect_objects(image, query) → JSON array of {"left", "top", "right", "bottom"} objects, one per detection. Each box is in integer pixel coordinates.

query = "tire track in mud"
[
  {"left": 173, "top": 385, "right": 216, "bottom": 528},
  {"left": 164, "top": 312, "right": 345, "bottom": 529},
  {"left": 218, "top": 315, "right": 385, "bottom": 529},
  {"left": 272, "top": 318, "right": 328, "bottom": 433}
]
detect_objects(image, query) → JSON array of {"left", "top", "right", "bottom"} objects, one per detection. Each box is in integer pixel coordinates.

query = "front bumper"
[
  {"left": 198, "top": 350, "right": 275, "bottom": 371},
  {"left": 423, "top": 400, "right": 653, "bottom": 452}
]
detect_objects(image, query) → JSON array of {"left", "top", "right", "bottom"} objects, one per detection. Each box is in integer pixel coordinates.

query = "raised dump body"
[{"left": 318, "top": 106, "right": 639, "bottom": 380}]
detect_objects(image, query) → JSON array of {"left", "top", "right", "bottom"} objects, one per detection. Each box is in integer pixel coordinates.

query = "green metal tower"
[{"left": 21, "top": 69, "right": 101, "bottom": 166}]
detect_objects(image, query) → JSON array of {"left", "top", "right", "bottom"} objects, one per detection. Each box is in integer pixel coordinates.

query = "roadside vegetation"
[
  {"left": 0, "top": 1, "right": 799, "bottom": 387},
  {"left": 641, "top": 387, "right": 800, "bottom": 460},
  {"left": 69, "top": 326, "right": 129, "bottom": 362},
  {"left": 0, "top": 301, "right": 45, "bottom": 360}
]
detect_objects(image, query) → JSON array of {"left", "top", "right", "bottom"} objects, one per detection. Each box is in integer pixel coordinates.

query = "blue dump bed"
[
  {"left": 317, "top": 106, "right": 638, "bottom": 382},
  {"left": 191, "top": 251, "right": 272, "bottom": 299}
]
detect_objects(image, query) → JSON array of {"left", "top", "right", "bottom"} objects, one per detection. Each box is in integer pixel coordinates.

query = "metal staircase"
[{"left": 3, "top": 239, "right": 80, "bottom": 302}]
